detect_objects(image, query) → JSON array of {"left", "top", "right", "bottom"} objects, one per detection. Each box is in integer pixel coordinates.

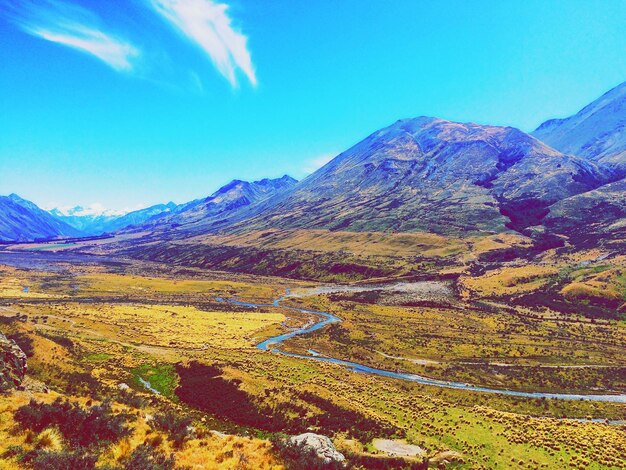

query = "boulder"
[
  {"left": 429, "top": 450, "right": 464, "bottom": 466},
  {"left": 289, "top": 433, "right": 346, "bottom": 465},
  {"left": 0, "top": 332, "right": 27, "bottom": 391}
]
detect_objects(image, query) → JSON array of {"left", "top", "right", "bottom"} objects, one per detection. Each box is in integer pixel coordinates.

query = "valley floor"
[{"left": 0, "top": 249, "right": 624, "bottom": 469}]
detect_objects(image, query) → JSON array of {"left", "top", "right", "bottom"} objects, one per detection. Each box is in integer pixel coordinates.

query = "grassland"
[{"left": 0, "top": 248, "right": 624, "bottom": 469}]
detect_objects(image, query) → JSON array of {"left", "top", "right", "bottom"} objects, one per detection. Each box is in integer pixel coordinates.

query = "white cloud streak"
[
  {"left": 6, "top": 1, "right": 139, "bottom": 72},
  {"left": 303, "top": 153, "right": 336, "bottom": 174},
  {"left": 149, "top": 0, "right": 256, "bottom": 87}
]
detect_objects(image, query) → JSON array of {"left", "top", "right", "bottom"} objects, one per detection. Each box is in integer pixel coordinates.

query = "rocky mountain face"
[
  {"left": 227, "top": 118, "right": 612, "bottom": 236},
  {"left": 0, "top": 194, "right": 83, "bottom": 242},
  {"left": 133, "top": 175, "right": 297, "bottom": 233},
  {"left": 533, "top": 81, "right": 626, "bottom": 174},
  {"left": 51, "top": 202, "right": 178, "bottom": 235},
  {"left": 0, "top": 332, "right": 27, "bottom": 391},
  {"left": 532, "top": 82, "right": 626, "bottom": 243}
]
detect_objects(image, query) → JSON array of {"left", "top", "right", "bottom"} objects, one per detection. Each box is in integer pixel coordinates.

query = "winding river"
[{"left": 225, "top": 290, "right": 626, "bottom": 403}]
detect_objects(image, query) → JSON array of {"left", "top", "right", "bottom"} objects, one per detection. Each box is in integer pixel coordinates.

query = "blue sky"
[{"left": 1, "top": 0, "right": 626, "bottom": 212}]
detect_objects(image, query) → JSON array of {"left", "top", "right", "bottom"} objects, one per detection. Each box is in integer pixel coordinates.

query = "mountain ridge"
[
  {"left": 533, "top": 81, "right": 626, "bottom": 173},
  {"left": 205, "top": 117, "right": 613, "bottom": 237},
  {"left": 0, "top": 194, "right": 83, "bottom": 242}
]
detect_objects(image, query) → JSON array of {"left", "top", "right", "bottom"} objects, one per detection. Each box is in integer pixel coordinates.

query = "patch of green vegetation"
[
  {"left": 27, "top": 243, "right": 77, "bottom": 251},
  {"left": 131, "top": 363, "right": 179, "bottom": 399}
]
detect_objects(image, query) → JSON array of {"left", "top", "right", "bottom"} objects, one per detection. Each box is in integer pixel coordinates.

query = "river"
[{"left": 231, "top": 290, "right": 626, "bottom": 403}]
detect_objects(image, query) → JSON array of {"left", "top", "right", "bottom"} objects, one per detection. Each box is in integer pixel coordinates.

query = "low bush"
[
  {"left": 20, "top": 449, "right": 98, "bottom": 470},
  {"left": 123, "top": 444, "right": 176, "bottom": 470},
  {"left": 14, "top": 398, "right": 132, "bottom": 448},
  {"left": 150, "top": 410, "right": 192, "bottom": 447}
]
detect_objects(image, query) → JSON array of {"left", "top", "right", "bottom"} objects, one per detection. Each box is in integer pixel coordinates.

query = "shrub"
[
  {"left": 37, "top": 332, "right": 74, "bottom": 350},
  {"left": 270, "top": 434, "right": 343, "bottom": 470},
  {"left": 61, "top": 372, "right": 101, "bottom": 397},
  {"left": 14, "top": 398, "right": 132, "bottom": 447},
  {"left": 21, "top": 449, "right": 98, "bottom": 470},
  {"left": 116, "top": 390, "right": 147, "bottom": 409},
  {"left": 150, "top": 410, "right": 192, "bottom": 447},
  {"left": 2, "top": 445, "right": 24, "bottom": 459},
  {"left": 123, "top": 444, "right": 176, "bottom": 470}
]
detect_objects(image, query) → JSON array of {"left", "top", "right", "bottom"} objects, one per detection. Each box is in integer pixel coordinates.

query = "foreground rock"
[
  {"left": 0, "top": 332, "right": 27, "bottom": 391},
  {"left": 372, "top": 438, "right": 426, "bottom": 458},
  {"left": 289, "top": 433, "right": 346, "bottom": 465}
]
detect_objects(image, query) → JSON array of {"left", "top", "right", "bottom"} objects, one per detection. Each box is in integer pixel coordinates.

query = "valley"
[
  {"left": 2, "top": 74, "right": 626, "bottom": 469},
  {"left": 0, "top": 243, "right": 624, "bottom": 469}
]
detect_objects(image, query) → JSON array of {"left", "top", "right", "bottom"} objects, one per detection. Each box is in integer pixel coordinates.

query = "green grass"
[
  {"left": 27, "top": 243, "right": 77, "bottom": 251},
  {"left": 131, "top": 363, "right": 179, "bottom": 399}
]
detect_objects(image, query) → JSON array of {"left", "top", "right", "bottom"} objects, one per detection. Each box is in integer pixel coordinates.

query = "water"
[
  {"left": 229, "top": 291, "right": 626, "bottom": 403},
  {"left": 138, "top": 377, "right": 160, "bottom": 394}
]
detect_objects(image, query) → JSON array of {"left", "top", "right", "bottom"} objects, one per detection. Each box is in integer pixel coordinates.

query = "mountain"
[
  {"left": 543, "top": 177, "right": 626, "bottom": 246},
  {"left": 221, "top": 118, "right": 612, "bottom": 235},
  {"left": 48, "top": 206, "right": 121, "bottom": 235},
  {"left": 531, "top": 82, "right": 626, "bottom": 243},
  {"left": 533, "top": 81, "right": 626, "bottom": 173},
  {"left": 51, "top": 202, "right": 177, "bottom": 235},
  {"left": 0, "top": 194, "right": 83, "bottom": 242},
  {"left": 132, "top": 175, "right": 297, "bottom": 232}
]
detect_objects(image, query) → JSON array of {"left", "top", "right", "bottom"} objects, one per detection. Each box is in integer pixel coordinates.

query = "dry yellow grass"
[
  {"left": 0, "top": 266, "right": 63, "bottom": 299},
  {"left": 23, "top": 303, "right": 285, "bottom": 350},
  {"left": 175, "top": 435, "right": 281, "bottom": 469},
  {"left": 0, "top": 389, "right": 281, "bottom": 470},
  {"left": 460, "top": 264, "right": 560, "bottom": 297},
  {"left": 182, "top": 229, "right": 531, "bottom": 259},
  {"left": 78, "top": 272, "right": 279, "bottom": 300}
]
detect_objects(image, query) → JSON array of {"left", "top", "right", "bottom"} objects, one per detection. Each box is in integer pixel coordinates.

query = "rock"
[
  {"left": 117, "top": 382, "right": 130, "bottom": 391},
  {"left": 289, "top": 433, "right": 346, "bottom": 465},
  {"left": 0, "top": 332, "right": 27, "bottom": 391},
  {"left": 372, "top": 438, "right": 426, "bottom": 458},
  {"left": 429, "top": 450, "right": 464, "bottom": 465},
  {"left": 210, "top": 430, "right": 227, "bottom": 439}
]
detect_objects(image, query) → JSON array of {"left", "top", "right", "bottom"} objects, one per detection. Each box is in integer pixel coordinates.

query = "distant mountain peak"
[
  {"left": 533, "top": 80, "right": 626, "bottom": 173},
  {"left": 51, "top": 205, "right": 127, "bottom": 218}
]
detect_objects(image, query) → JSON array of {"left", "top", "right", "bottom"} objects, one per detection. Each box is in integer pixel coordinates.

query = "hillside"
[
  {"left": 0, "top": 194, "right": 83, "bottom": 242},
  {"left": 533, "top": 81, "right": 626, "bottom": 173},
  {"left": 130, "top": 175, "right": 297, "bottom": 233},
  {"left": 224, "top": 118, "right": 612, "bottom": 236}
]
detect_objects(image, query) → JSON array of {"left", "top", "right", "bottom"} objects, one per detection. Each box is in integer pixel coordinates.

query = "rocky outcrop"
[
  {"left": 0, "top": 332, "right": 27, "bottom": 391},
  {"left": 289, "top": 433, "right": 346, "bottom": 465}
]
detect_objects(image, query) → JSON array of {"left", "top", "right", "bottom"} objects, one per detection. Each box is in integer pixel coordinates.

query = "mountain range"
[
  {"left": 2, "top": 81, "right": 626, "bottom": 247},
  {"left": 0, "top": 194, "right": 81, "bottom": 242},
  {"left": 50, "top": 202, "right": 178, "bottom": 236}
]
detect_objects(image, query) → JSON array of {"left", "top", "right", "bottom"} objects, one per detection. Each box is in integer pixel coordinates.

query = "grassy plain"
[{"left": 0, "top": 247, "right": 624, "bottom": 469}]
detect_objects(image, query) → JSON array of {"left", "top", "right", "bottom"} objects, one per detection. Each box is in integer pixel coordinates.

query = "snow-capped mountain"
[{"left": 50, "top": 203, "right": 177, "bottom": 235}]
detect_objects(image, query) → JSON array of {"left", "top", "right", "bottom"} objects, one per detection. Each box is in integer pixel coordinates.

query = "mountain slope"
[
  {"left": 51, "top": 202, "right": 177, "bottom": 235},
  {"left": 533, "top": 81, "right": 626, "bottom": 173},
  {"left": 133, "top": 175, "right": 297, "bottom": 232},
  {"left": 225, "top": 118, "right": 612, "bottom": 235},
  {"left": 0, "top": 194, "right": 83, "bottom": 242},
  {"left": 543, "top": 177, "right": 626, "bottom": 246}
]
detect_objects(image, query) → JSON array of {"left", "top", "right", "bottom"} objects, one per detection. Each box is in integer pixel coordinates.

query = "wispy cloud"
[
  {"left": 303, "top": 153, "right": 336, "bottom": 174},
  {"left": 149, "top": 0, "right": 256, "bottom": 87},
  {"left": 5, "top": 1, "right": 139, "bottom": 72}
]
